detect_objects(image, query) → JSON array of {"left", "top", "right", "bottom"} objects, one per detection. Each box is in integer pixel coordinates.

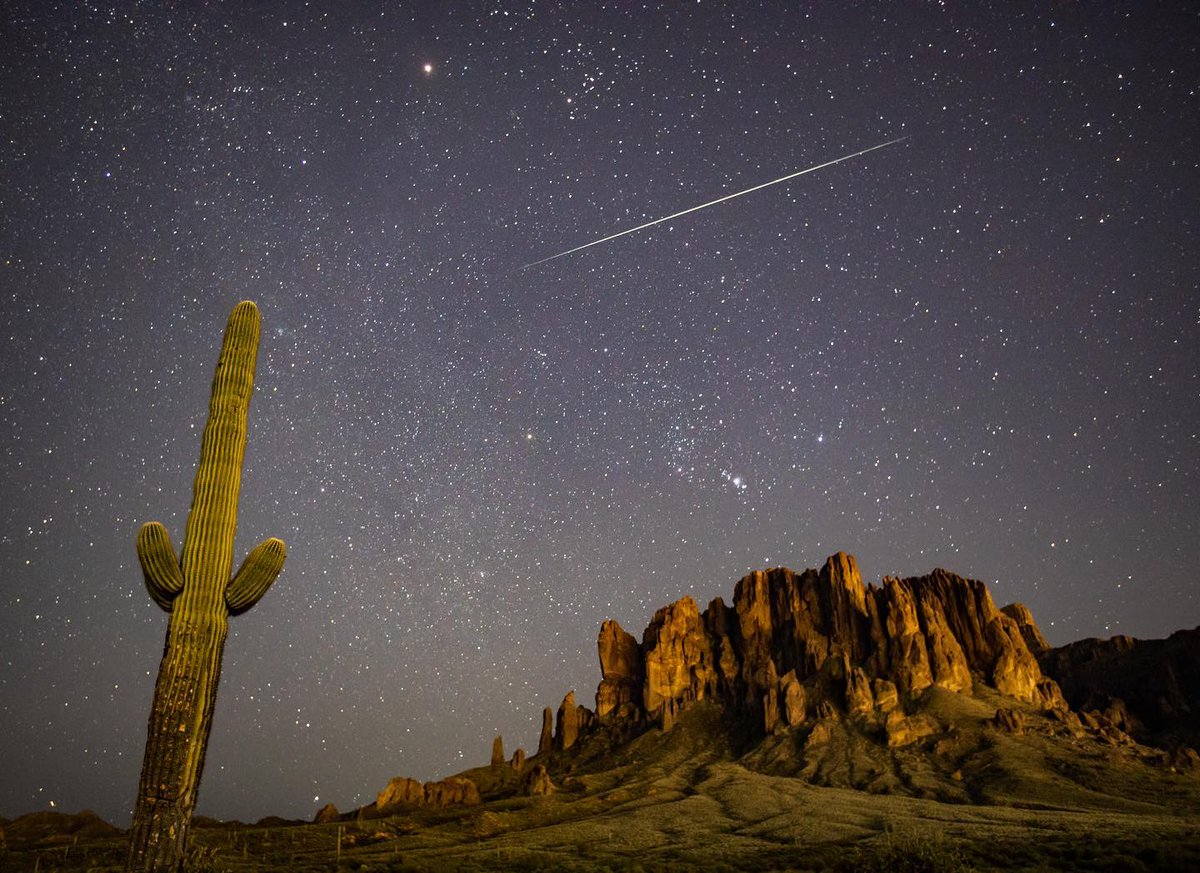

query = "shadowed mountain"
[{"left": 1039, "top": 626, "right": 1200, "bottom": 752}]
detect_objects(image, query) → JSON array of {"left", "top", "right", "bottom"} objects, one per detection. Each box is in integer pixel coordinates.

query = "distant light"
[{"left": 423, "top": 63, "right": 433, "bottom": 74}]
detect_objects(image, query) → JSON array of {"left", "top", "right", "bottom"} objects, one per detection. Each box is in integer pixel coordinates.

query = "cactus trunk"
[
  {"left": 126, "top": 614, "right": 229, "bottom": 868},
  {"left": 126, "top": 302, "right": 286, "bottom": 872}
]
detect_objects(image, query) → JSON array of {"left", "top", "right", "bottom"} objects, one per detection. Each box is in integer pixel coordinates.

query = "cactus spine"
[{"left": 126, "top": 301, "right": 286, "bottom": 872}]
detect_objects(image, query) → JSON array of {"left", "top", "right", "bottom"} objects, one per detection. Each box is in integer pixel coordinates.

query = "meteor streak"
[{"left": 522, "top": 136, "right": 908, "bottom": 270}]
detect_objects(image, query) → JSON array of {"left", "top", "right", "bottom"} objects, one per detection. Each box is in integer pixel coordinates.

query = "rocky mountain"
[
  {"left": 554, "top": 553, "right": 1064, "bottom": 750},
  {"left": 340, "top": 553, "right": 1197, "bottom": 826},
  {"left": 1039, "top": 625, "right": 1200, "bottom": 750},
  {"left": 498, "top": 551, "right": 1198, "bottom": 805}
]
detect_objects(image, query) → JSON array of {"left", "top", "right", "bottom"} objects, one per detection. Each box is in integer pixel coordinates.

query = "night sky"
[{"left": 2, "top": 3, "right": 1197, "bottom": 826}]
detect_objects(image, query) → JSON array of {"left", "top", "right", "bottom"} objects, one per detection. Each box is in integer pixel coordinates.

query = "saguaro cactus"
[{"left": 126, "top": 301, "right": 286, "bottom": 872}]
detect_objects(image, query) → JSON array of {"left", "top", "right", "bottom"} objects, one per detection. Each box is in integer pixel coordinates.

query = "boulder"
[
  {"left": 845, "top": 663, "right": 875, "bottom": 714},
  {"left": 376, "top": 776, "right": 423, "bottom": 812},
  {"left": 521, "top": 763, "right": 555, "bottom": 796},
  {"left": 885, "top": 711, "right": 938, "bottom": 748},
  {"left": 993, "top": 707, "right": 1024, "bottom": 735},
  {"left": 763, "top": 683, "right": 781, "bottom": 734},
  {"left": 871, "top": 678, "right": 899, "bottom": 713}
]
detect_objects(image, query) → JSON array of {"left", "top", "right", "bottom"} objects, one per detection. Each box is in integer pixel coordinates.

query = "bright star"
[{"left": 423, "top": 63, "right": 433, "bottom": 75}]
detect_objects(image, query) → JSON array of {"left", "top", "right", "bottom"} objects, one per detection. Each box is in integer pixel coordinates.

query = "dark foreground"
[{"left": 4, "top": 703, "right": 1199, "bottom": 872}]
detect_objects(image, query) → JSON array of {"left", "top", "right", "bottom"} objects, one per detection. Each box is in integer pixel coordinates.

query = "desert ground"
[{"left": 5, "top": 698, "right": 1199, "bottom": 873}]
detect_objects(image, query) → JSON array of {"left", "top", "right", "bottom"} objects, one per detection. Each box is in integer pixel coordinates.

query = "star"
[{"left": 0, "top": 2, "right": 1195, "bottom": 829}]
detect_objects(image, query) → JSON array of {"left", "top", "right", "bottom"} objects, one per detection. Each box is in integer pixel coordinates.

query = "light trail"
[{"left": 521, "top": 136, "right": 909, "bottom": 270}]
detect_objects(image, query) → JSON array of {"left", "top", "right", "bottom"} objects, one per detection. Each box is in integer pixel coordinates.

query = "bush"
[{"left": 848, "top": 827, "right": 971, "bottom": 873}]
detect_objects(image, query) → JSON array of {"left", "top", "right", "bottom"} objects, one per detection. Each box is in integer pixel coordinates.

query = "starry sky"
[{"left": 1, "top": 2, "right": 1197, "bottom": 826}]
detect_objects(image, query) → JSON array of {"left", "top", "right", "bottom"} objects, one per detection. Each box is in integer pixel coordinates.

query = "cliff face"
[{"left": 591, "top": 552, "right": 1062, "bottom": 737}]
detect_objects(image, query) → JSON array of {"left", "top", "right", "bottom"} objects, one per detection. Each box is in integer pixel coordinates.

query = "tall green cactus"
[{"left": 126, "top": 301, "right": 286, "bottom": 872}]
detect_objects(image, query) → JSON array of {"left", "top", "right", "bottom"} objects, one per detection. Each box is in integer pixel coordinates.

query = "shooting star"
[{"left": 522, "top": 136, "right": 909, "bottom": 270}]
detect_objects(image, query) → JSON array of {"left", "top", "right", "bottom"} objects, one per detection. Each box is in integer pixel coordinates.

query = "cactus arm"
[
  {"left": 226, "top": 537, "right": 287, "bottom": 615},
  {"left": 136, "top": 522, "right": 183, "bottom": 611}
]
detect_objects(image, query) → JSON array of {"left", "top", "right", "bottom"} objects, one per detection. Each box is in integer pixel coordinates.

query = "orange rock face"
[
  {"left": 423, "top": 777, "right": 480, "bottom": 807},
  {"left": 581, "top": 552, "right": 1060, "bottom": 736},
  {"left": 376, "top": 776, "right": 424, "bottom": 811},
  {"left": 641, "top": 597, "right": 720, "bottom": 724},
  {"left": 554, "top": 691, "right": 597, "bottom": 750},
  {"left": 1002, "top": 602, "right": 1052, "bottom": 654},
  {"left": 596, "top": 620, "right": 642, "bottom": 719},
  {"left": 376, "top": 775, "right": 480, "bottom": 812},
  {"left": 556, "top": 690, "right": 578, "bottom": 750}
]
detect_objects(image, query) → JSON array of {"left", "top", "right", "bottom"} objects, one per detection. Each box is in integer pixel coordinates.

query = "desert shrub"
[
  {"left": 847, "top": 827, "right": 970, "bottom": 873},
  {"left": 182, "top": 843, "right": 228, "bottom": 873}
]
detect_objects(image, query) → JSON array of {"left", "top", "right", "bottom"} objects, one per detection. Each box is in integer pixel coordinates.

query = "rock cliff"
[{"left": 580, "top": 553, "right": 1064, "bottom": 741}]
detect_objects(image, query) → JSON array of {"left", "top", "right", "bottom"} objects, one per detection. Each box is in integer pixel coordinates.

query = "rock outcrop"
[
  {"left": 490, "top": 735, "right": 504, "bottom": 765},
  {"left": 1039, "top": 626, "right": 1200, "bottom": 748},
  {"left": 376, "top": 776, "right": 424, "bottom": 811},
  {"left": 993, "top": 707, "right": 1025, "bottom": 735},
  {"left": 554, "top": 690, "right": 596, "bottom": 751},
  {"left": 556, "top": 691, "right": 580, "bottom": 750},
  {"left": 571, "top": 553, "right": 1065, "bottom": 741},
  {"left": 375, "top": 775, "right": 480, "bottom": 813},
  {"left": 313, "top": 803, "right": 341, "bottom": 824},
  {"left": 423, "top": 777, "right": 481, "bottom": 808},
  {"left": 1001, "top": 603, "right": 1051, "bottom": 654},
  {"left": 596, "top": 620, "right": 643, "bottom": 719},
  {"left": 537, "top": 707, "right": 553, "bottom": 755},
  {"left": 520, "top": 763, "right": 555, "bottom": 796}
]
